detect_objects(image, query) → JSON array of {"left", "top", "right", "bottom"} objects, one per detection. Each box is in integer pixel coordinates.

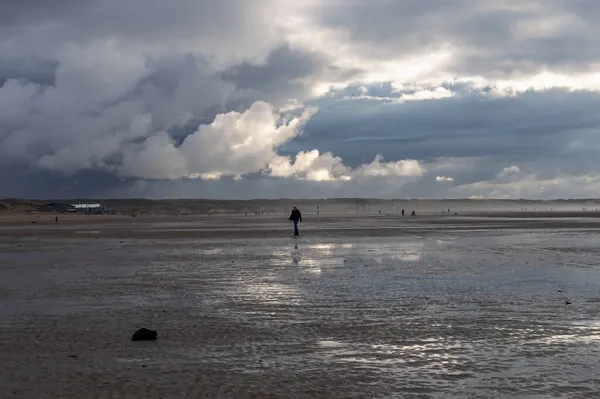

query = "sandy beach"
[{"left": 2, "top": 212, "right": 600, "bottom": 398}]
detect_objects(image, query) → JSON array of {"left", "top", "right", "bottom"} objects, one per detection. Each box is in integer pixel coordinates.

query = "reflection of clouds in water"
[
  {"left": 534, "top": 322, "right": 600, "bottom": 345},
  {"left": 312, "top": 244, "right": 334, "bottom": 250},
  {"left": 270, "top": 248, "right": 292, "bottom": 258},
  {"left": 316, "top": 339, "right": 464, "bottom": 371},
  {"left": 290, "top": 242, "right": 323, "bottom": 274},
  {"left": 185, "top": 232, "right": 600, "bottom": 395},
  {"left": 267, "top": 241, "right": 300, "bottom": 260},
  {"left": 394, "top": 242, "right": 424, "bottom": 262},
  {"left": 357, "top": 242, "right": 424, "bottom": 263},
  {"left": 309, "top": 243, "right": 335, "bottom": 257},
  {"left": 220, "top": 245, "right": 305, "bottom": 305},
  {"left": 299, "top": 241, "right": 426, "bottom": 265},
  {"left": 318, "top": 340, "right": 346, "bottom": 348},
  {"left": 201, "top": 248, "right": 224, "bottom": 255},
  {"left": 292, "top": 245, "right": 302, "bottom": 264},
  {"left": 298, "top": 258, "right": 322, "bottom": 275},
  {"left": 230, "top": 279, "right": 301, "bottom": 305}
]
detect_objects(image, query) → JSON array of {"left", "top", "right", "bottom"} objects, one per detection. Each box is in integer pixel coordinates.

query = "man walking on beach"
[{"left": 289, "top": 206, "right": 302, "bottom": 236}]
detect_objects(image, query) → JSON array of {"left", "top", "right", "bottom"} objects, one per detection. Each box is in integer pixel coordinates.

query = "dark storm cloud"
[
  {"left": 0, "top": 0, "right": 249, "bottom": 39},
  {"left": 219, "top": 45, "right": 330, "bottom": 107},
  {"left": 0, "top": 53, "right": 237, "bottom": 174},
  {"left": 0, "top": 58, "right": 58, "bottom": 86},
  {"left": 0, "top": 167, "right": 368, "bottom": 200},
  {"left": 0, "top": 0, "right": 79, "bottom": 26},
  {"left": 0, "top": 0, "right": 329, "bottom": 179},
  {"left": 317, "top": 0, "right": 600, "bottom": 76},
  {"left": 268, "top": 84, "right": 600, "bottom": 199},
  {"left": 222, "top": 46, "right": 322, "bottom": 91},
  {"left": 2, "top": 0, "right": 600, "bottom": 199},
  {"left": 293, "top": 88, "right": 600, "bottom": 166},
  {"left": 0, "top": 0, "right": 284, "bottom": 69},
  {"left": 114, "top": 55, "right": 237, "bottom": 127},
  {"left": 0, "top": 166, "right": 126, "bottom": 199}
]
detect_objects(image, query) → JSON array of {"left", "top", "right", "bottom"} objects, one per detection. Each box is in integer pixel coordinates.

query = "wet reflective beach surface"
[{"left": 2, "top": 215, "right": 600, "bottom": 398}]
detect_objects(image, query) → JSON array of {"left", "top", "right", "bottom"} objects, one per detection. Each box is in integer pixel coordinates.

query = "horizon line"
[{"left": 2, "top": 197, "right": 600, "bottom": 202}]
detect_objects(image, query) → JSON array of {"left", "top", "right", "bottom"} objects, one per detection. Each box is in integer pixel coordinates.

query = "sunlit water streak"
[
  {"left": 147, "top": 232, "right": 600, "bottom": 397},
  {"left": 4, "top": 226, "right": 600, "bottom": 397}
]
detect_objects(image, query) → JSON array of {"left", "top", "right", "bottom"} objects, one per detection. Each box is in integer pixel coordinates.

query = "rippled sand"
[{"left": 2, "top": 214, "right": 600, "bottom": 398}]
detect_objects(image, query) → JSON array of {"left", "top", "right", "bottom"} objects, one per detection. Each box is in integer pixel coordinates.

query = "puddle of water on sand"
[
  {"left": 0, "top": 251, "right": 44, "bottom": 263},
  {"left": 309, "top": 243, "right": 335, "bottom": 250},
  {"left": 0, "top": 298, "right": 84, "bottom": 320},
  {"left": 393, "top": 242, "right": 424, "bottom": 262},
  {"left": 290, "top": 245, "right": 303, "bottom": 265},
  {"left": 297, "top": 259, "right": 321, "bottom": 275},
  {"left": 230, "top": 280, "right": 303, "bottom": 305},
  {"left": 534, "top": 321, "right": 600, "bottom": 345},
  {"left": 6, "top": 227, "right": 600, "bottom": 397},
  {"left": 318, "top": 340, "right": 346, "bottom": 348},
  {"left": 310, "top": 323, "right": 600, "bottom": 395},
  {"left": 315, "top": 338, "right": 468, "bottom": 375},
  {"left": 201, "top": 248, "right": 224, "bottom": 255}
]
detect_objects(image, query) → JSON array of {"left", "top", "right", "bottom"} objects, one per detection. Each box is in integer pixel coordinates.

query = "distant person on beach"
[
  {"left": 401, "top": 209, "right": 404, "bottom": 216},
  {"left": 289, "top": 206, "right": 302, "bottom": 236}
]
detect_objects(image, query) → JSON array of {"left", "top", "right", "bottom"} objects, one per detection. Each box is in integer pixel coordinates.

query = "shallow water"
[{"left": 2, "top": 218, "right": 600, "bottom": 397}]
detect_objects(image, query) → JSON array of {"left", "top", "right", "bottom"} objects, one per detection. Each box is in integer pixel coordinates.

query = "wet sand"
[{"left": 2, "top": 213, "right": 600, "bottom": 398}]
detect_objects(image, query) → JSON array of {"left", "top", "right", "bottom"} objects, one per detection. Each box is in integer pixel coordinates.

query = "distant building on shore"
[
  {"left": 73, "top": 203, "right": 102, "bottom": 212},
  {"left": 36, "top": 202, "right": 115, "bottom": 214}
]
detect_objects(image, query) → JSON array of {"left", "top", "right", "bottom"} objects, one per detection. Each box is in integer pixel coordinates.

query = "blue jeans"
[{"left": 293, "top": 220, "right": 299, "bottom": 235}]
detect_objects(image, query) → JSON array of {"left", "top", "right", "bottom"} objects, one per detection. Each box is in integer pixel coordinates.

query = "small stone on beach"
[{"left": 131, "top": 328, "right": 158, "bottom": 341}]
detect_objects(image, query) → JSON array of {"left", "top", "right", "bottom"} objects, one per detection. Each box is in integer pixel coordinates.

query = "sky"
[{"left": 2, "top": 0, "right": 600, "bottom": 199}]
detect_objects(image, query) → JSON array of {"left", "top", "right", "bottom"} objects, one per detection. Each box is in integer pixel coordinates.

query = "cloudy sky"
[{"left": 2, "top": 0, "right": 600, "bottom": 199}]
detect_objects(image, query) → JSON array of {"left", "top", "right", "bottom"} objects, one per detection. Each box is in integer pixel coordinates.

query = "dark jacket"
[{"left": 289, "top": 209, "right": 302, "bottom": 222}]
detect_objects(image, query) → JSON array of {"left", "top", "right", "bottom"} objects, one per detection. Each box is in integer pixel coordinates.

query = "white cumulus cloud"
[
  {"left": 269, "top": 152, "right": 423, "bottom": 182},
  {"left": 497, "top": 165, "right": 521, "bottom": 178},
  {"left": 120, "top": 101, "right": 317, "bottom": 179},
  {"left": 119, "top": 101, "right": 424, "bottom": 183}
]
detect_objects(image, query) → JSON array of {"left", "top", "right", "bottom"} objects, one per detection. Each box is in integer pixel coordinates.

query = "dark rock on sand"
[{"left": 131, "top": 328, "right": 158, "bottom": 341}]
